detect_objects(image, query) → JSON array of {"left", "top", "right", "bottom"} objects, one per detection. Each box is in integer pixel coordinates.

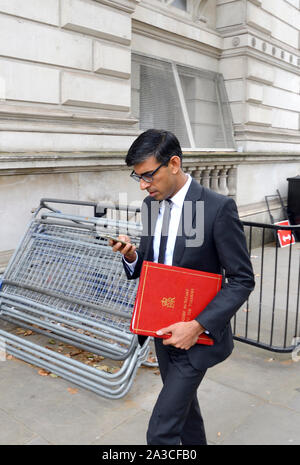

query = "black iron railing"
[{"left": 234, "top": 221, "right": 300, "bottom": 352}]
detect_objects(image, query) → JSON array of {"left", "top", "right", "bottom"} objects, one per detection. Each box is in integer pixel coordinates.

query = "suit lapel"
[
  {"left": 172, "top": 179, "right": 204, "bottom": 267},
  {"left": 143, "top": 198, "right": 160, "bottom": 260}
]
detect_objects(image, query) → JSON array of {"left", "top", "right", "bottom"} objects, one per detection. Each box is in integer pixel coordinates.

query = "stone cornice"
[
  {"left": 0, "top": 151, "right": 299, "bottom": 176},
  {"left": 132, "top": 2, "right": 222, "bottom": 54},
  {"left": 221, "top": 45, "right": 300, "bottom": 75},
  {"left": 0, "top": 104, "right": 139, "bottom": 131},
  {"left": 234, "top": 125, "right": 300, "bottom": 143},
  {"left": 183, "top": 151, "right": 300, "bottom": 165},
  {"left": 0, "top": 121, "right": 140, "bottom": 135},
  {"left": 217, "top": 23, "right": 300, "bottom": 57},
  {"left": 132, "top": 20, "right": 221, "bottom": 59},
  {"left": 93, "top": 0, "right": 141, "bottom": 14},
  {"left": 0, "top": 152, "right": 128, "bottom": 176}
]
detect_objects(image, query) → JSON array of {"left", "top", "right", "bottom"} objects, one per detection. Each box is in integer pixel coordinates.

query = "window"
[
  {"left": 131, "top": 54, "right": 236, "bottom": 150},
  {"left": 157, "top": 0, "right": 188, "bottom": 12}
]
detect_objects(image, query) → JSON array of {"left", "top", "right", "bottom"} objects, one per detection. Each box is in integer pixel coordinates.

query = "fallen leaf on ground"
[
  {"left": 15, "top": 328, "right": 25, "bottom": 334},
  {"left": 94, "top": 364, "right": 119, "bottom": 373},
  {"left": 67, "top": 387, "right": 78, "bottom": 394},
  {"left": 109, "top": 367, "right": 120, "bottom": 374},
  {"left": 95, "top": 364, "right": 109, "bottom": 372},
  {"left": 15, "top": 328, "right": 33, "bottom": 336},
  {"left": 69, "top": 350, "right": 83, "bottom": 357},
  {"left": 280, "top": 360, "right": 293, "bottom": 365},
  {"left": 38, "top": 369, "right": 50, "bottom": 376},
  {"left": 24, "top": 330, "right": 33, "bottom": 336}
]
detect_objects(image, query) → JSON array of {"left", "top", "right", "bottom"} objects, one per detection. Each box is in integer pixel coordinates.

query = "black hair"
[{"left": 125, "top": 129, "right": 182, "bottom": 167}]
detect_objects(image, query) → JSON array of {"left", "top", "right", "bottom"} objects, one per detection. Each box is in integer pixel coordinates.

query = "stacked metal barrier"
[{"left": 0, "top": 199, "right": 149, "bottom": 398}]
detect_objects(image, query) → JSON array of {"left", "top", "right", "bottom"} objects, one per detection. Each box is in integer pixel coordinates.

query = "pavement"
[{"left": 0, "top": 323, "right": 300, "bottom": 446}]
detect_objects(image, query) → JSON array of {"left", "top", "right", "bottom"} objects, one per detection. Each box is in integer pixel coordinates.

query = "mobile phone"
[{"left": 103, "top": 234, "right": 132, "bottom": 246}]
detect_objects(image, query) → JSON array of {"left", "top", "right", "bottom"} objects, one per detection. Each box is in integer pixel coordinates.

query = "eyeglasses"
[{"left": 130, "top": 161, "right": 168, "bottom": 183}]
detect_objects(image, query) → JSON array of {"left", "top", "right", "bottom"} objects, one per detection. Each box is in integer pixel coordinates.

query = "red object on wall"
[{"left": 275, "top": 220, "right": 296, "bottom": 248}]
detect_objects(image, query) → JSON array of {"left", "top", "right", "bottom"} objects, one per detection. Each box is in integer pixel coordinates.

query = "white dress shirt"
[
  {"left": 153, "top": 174, "right": 192, "bottom": 265},
  {"left": 124, "top": 174, "right": 192, "bottom": 269}
]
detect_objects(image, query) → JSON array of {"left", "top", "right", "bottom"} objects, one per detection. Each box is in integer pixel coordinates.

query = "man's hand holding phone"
[{"left": 108, "top": 235, "right": 137, "bottom": 263}]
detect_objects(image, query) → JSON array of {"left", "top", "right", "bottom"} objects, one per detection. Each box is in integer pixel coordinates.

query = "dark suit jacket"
[{"left": 124, "top": 179, "right": 255, "bottom": 371}]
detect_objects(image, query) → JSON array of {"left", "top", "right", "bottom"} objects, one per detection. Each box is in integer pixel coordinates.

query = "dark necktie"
[{"left": 158, "top": 199, "right": 172, "bottom": 264}]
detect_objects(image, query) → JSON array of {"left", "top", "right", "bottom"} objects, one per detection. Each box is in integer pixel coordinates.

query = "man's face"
[{"left": 133, "top": 155, "right": 178, "bottom": 201}]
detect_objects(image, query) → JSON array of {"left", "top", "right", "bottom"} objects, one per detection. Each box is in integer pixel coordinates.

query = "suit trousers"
[{"left": 147, "top": 338, "right": 207, "bottom": 445}]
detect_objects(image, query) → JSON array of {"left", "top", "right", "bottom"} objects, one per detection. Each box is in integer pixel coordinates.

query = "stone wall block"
[
  {"left": 247, "top": 58, "right": 274, "bottom": 85},
  {"left": 61, "top": 0, "right": 131, "bottom": 45},
  {"left": 272, "top": 109, "right": 299, "bottom": 130},
  {"left": 93, "top": 42, "right": 131, "bottom": 78},
  {"left": 0, "top": 59, "right": 60, "bottom": 104},
  {"left": 246, "top": 82, "right": 263, "bottom": 104},
  {"left": 263, "top": 86, "right": 300, "bottom": 113},
  {"left": 247, "top": 2, "right": 272, "bottom": 34},
  {"left": 0, "top": 0, "right": 59, "bottom": 25},
  {"left": 246, "top": 104, "right": 272, "bottom": 126},
  {"left": 0, "top": 14, "right": 92, "bottom": 70},
  {"left": 61, "top": 71, "right": 131, "bottom": 111},
  {"left": 216, "top": 0, "right": 244, "bottom": 29}
]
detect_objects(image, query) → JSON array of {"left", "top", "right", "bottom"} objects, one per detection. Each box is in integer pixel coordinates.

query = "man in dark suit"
[{"left": 111, "top": 129, "right": 255, "bottom": 445}]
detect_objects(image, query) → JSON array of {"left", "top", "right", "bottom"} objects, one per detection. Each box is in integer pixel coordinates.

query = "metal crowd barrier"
[
  {"left": 233, "top": 221, "right": 300, "bottom": 353},
  {"left": 0, "top": 198, "right": 150, "bottom": 399},
  {"left": 5, "top": 199, "right": 299, "bottom": 398}
]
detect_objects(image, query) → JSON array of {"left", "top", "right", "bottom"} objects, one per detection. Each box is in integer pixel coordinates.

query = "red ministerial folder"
[{"left": 130, "top": 261, "right": 222, "bottom": 346}]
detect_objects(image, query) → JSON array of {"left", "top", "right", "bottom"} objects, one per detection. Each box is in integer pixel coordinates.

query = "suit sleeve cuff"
[{"left": 122, "top": 253, "right": 138, "bottom": 275}]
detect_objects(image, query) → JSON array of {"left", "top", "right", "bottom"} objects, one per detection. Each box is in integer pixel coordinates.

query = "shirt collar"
[{"left": 169, "top": 174, "right": 192, "bottom": 209}]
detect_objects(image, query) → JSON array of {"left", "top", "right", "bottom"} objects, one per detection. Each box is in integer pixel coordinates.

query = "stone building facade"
[{"left": 0, "top": 0, "right": 299, "bottom": 269}]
